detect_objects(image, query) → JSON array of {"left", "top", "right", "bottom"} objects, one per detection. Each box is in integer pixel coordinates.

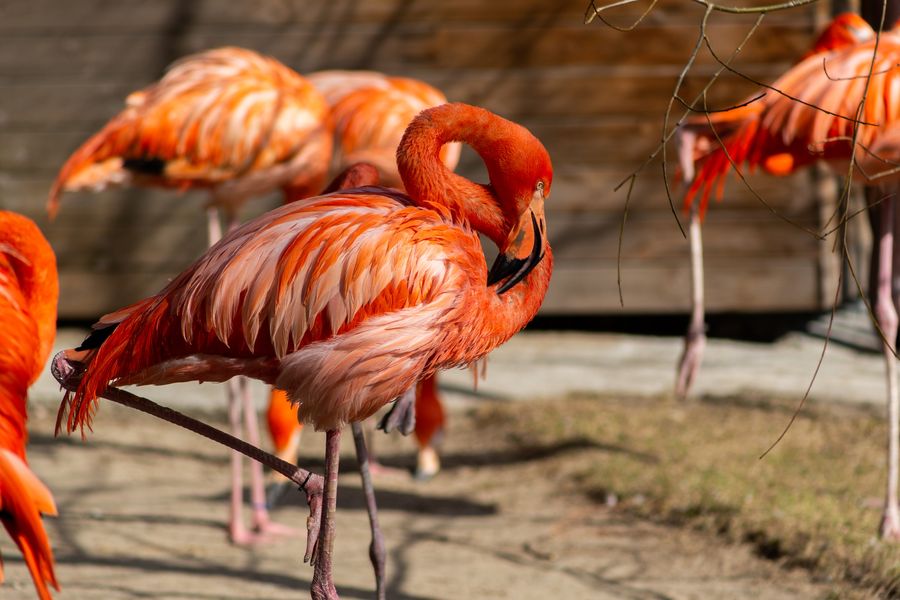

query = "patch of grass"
[{"left": 475, "top": 394, "right": 900, "bottom": 597}]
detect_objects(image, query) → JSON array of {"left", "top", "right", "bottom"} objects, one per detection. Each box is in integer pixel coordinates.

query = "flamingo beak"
[{"left": 487, "top": 203, "right": 546, "bottom": 294}]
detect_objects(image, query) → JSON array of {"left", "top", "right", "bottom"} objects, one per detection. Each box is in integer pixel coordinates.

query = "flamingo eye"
[{"left": 536, "top": 181, "right": 545, "bottom": 194}]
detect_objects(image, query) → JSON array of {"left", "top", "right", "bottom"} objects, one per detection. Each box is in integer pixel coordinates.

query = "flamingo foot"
[
  {"left": 881, "top": 503, "right": 900, "bottom": 540},
  {"left": 414, "top": 445, "right": 441, "bottom": 481},
  {"left": 675, "top": 326, "right": 706, "bottom": 400},
  {"left": 377, "top": 387, "right": 416, "bottom": 435},
  {"left": 252, "top": 509, "right": 301, "bottom": 539},
  {"left": 367, "top": 461, "right": 409, "bottom": 479}
]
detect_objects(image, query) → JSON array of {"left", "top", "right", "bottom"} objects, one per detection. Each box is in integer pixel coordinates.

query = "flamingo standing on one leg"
[
  {"left": 679, "top": 22, "right": 900, "bottom": 538},
  {"left": 674, "top": 13, "right": 876, "bottom": 399},
  {"left": 48, "top": 46, "right": 334, "bottom": 544},
  {"left": 52, "top": 103, "right": 554, "bottom": 599},
  {"left": 266, "top": 72, "right": 460, "bottom": 485},
  {"left": 0, "top": 211, "right": 60, "bottom": 599}
]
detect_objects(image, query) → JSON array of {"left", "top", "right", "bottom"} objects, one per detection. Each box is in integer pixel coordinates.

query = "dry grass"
[{"left": 474, "top": 393, "right": 900, "bottom": 598}]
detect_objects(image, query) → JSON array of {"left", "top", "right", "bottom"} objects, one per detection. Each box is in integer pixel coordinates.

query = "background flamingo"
[
  {"left": 53, "top": 103, "right": 553, "bottom": 599},
  {"left": 674, "top": 13, "right": 876, "bottom": 399},
  {"left": 48, "top": 46, "right": 335, "bottom": 544},
  {"left": 267, "top": 71, "right": 461, "bottom": 484},
  {"left": 0, "top": 211, "right": 60, "bottom": 599},
  {"left": 680, "top": 20, "right": 900, "bottom": 538}
]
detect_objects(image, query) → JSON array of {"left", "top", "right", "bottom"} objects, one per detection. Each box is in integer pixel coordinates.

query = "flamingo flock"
[{"left": 3, "top": 10, "right": 900, "bottom": 600}]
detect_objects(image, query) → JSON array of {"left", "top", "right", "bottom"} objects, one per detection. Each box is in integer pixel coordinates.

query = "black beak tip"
[{"left": 487, "top": 212, "right": 544, "bottom": 294}]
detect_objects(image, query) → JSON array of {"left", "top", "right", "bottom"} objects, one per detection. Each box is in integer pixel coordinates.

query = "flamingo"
[
  {"left": 674, "top": 13, "right": 876, "bottom": 399},
  {"left": 47, "top": 46, "right": 334, "bottom": 544},
  {"left": 0, "top": 211, "right": 59, "bottom": 599},
  {"left": 266, "top": 72, "right": 461, "bottom": 483},
  {"left": 680, "top": 20, "right": 900, "bottom": 538},
  {"left": 52, "top": 102, "right": 554, "bottom": 599}
]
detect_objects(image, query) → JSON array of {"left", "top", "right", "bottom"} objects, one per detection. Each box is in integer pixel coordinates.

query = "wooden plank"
[
  {"left": 0, "top": 69, "right": 790, "bottom": 130},
  {"left": 0, "top": 29, "right": 433, "bottom": 81},
  {"left": 548, "top": 211, "right": 822, "bottom": 261},
  {"left": 430, "top": 23, "right": 815, "bottom": 69},
  {"left": 543, "top": 259, "right": 822, "bottom": 313},
  {"left": 0, "top": 0, "right": 817, "bottom": 33}
]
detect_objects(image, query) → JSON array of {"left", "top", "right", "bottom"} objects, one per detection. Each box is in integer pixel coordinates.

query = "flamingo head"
[{"left": 483, "top": 128, "right": 553, "bottom": 294}]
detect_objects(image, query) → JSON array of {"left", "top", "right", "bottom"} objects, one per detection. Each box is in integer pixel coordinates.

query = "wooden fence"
[{"left": 0, "top": 0, "right": 839, "bottom": 318}]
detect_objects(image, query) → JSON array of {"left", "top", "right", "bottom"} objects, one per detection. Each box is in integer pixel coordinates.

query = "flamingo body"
[
  {"left": 686, "top": 19, "right": 896, "bottom": 216},
  {"left": 0, "top": 211, "right": 59, "bottom": 600},
  {"left": 49, "top": 47, "right": 333, "bottom": 220}
]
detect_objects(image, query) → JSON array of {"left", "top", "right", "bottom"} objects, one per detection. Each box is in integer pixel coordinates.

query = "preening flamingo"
[
  {"left": 53, "top": 103, "right": 554, "bottom": 599},
  {"left": 674, "top": 13, "right": 876, "bottom": 399},
  {"left": 680, "top": 20, "right": 900, "bottom": 538},
  {"left": 267, "top": 71, "right": 460, "bottom": 483},
  {"left": 0, "top": 211, "right": 59, "bottom": 599},
  {"left": 47, "top": 46, "right": 334, "bottom": 544}
]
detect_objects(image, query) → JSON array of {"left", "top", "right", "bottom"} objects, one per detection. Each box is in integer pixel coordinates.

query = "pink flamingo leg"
[
  {"left": 675, "top": 129, "right": 707, "bottom": 400},
  {"left": 874, "top": 195, "right": 900, "bottom": 539},
  {"left": 351, "top": 422, "right": 386, "bottom": 600},
  {"left": 226, "top": 378, "right": 256, "bottom": 545},
  {"left": 240, "top": 378, "right": 297, "bottom": 537},
  {"left": 878, "top": 195, "right": 900, "bottom": 539},
  {"left": 675, "top": 202, "right": 707, "bottom": 400},
  {"left": 311, "top": 429, "right": 342, "bottom": 600}
]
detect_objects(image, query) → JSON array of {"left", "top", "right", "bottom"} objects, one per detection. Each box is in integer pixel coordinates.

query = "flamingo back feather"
[{"left": 48, "top": 47, "right": 332, "bottom": 218}]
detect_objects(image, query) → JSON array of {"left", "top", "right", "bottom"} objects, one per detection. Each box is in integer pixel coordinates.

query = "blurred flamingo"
[
  {"left": 48, "top": 46, "right": 334, "bottom": 544},
  {"left": 674, "top": 13, "right": 876, "bottom": 399},
  {"left": 53, "top": 103, "right": 554, "bottom": 599},
  {"left": 265, "top": 72, "right": 461, "bottom": 483},
  {"left": 0, "top": 211, "right": 59, "bottom": 599},
  {"left": 680, "top": 19, "right": 900, "bottom": 538}
]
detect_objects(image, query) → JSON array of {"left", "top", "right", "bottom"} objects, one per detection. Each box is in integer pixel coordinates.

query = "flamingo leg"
[
  {"left": 675, "top": 203, "right": 707, "bottom": 400},
  {"left": 226, "top": 378, "right": 256, "bottom": 545},
  {"left": 351, "top": 423, "right": 386, "bottom": 600},
  {"left": 311, "top": 429, "right": 342, "bottom": 600},
  {"left": 50, "top": 357, "right": 325, "bottom": 562},
  {"left": 239, "top": 378, "right": 298, "bottom": 537},
  {"left": 874, "top": 196, "right": 900, "bottom": 539},
  {"left": 207, "top": 206, "right": 224, "bottom": 246}
]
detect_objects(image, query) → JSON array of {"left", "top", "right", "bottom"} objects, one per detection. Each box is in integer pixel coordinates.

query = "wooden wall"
[{"left": 0, "top": 0, "right": 836, "bottom": 318}]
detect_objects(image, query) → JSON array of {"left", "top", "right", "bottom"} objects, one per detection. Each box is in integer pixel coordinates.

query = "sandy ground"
[
  {"left": 2, "top": 401, "right": 837, "bottom": 600},
  {"left": 4, "top": 326, "right": 882, "bottom": 599}
]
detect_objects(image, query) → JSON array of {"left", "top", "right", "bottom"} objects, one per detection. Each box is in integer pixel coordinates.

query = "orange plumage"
[
  {"left": 48, "top": 47, "right": 333, "bottom": 221},
  {"left": 682, "top": 13, "right": 879, "bottom": 216},
  {"left": 307, "top": 71, "right": 460, "bottom": 189},
  {"left": 57, "top": 104, "right": 553, "bottom": 437},
  {"left": 0, "top": 211, "right": 60, "bottom": 600}
]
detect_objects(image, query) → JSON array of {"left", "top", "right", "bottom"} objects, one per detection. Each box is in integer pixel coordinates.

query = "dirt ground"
[{"left": 0, "top": 400, "right": 842, "bottom": 600}]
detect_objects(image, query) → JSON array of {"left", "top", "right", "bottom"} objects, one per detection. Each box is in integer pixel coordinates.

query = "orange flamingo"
[
  {"left": 48, "top": 46, "right": 334, "bottom": 544},
  {"left": 0, "top": 211, "right": 59, "bottom": 599},
  {"left": 267, "top": 72, "right": 460, "bottom": 482},
  {"left": 674, "top": 13, "right": 876, "bottom": 399},
  {"left": 53, "top": 103, "right": 553, "bottom": 599},
  {"left": 681, "top": 20, "right": 900, "bottom": 538}
]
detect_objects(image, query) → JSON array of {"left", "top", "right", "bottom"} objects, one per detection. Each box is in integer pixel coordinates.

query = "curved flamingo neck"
[{"left": 397, "top": 104, "right": 511, "bottom": 246}]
